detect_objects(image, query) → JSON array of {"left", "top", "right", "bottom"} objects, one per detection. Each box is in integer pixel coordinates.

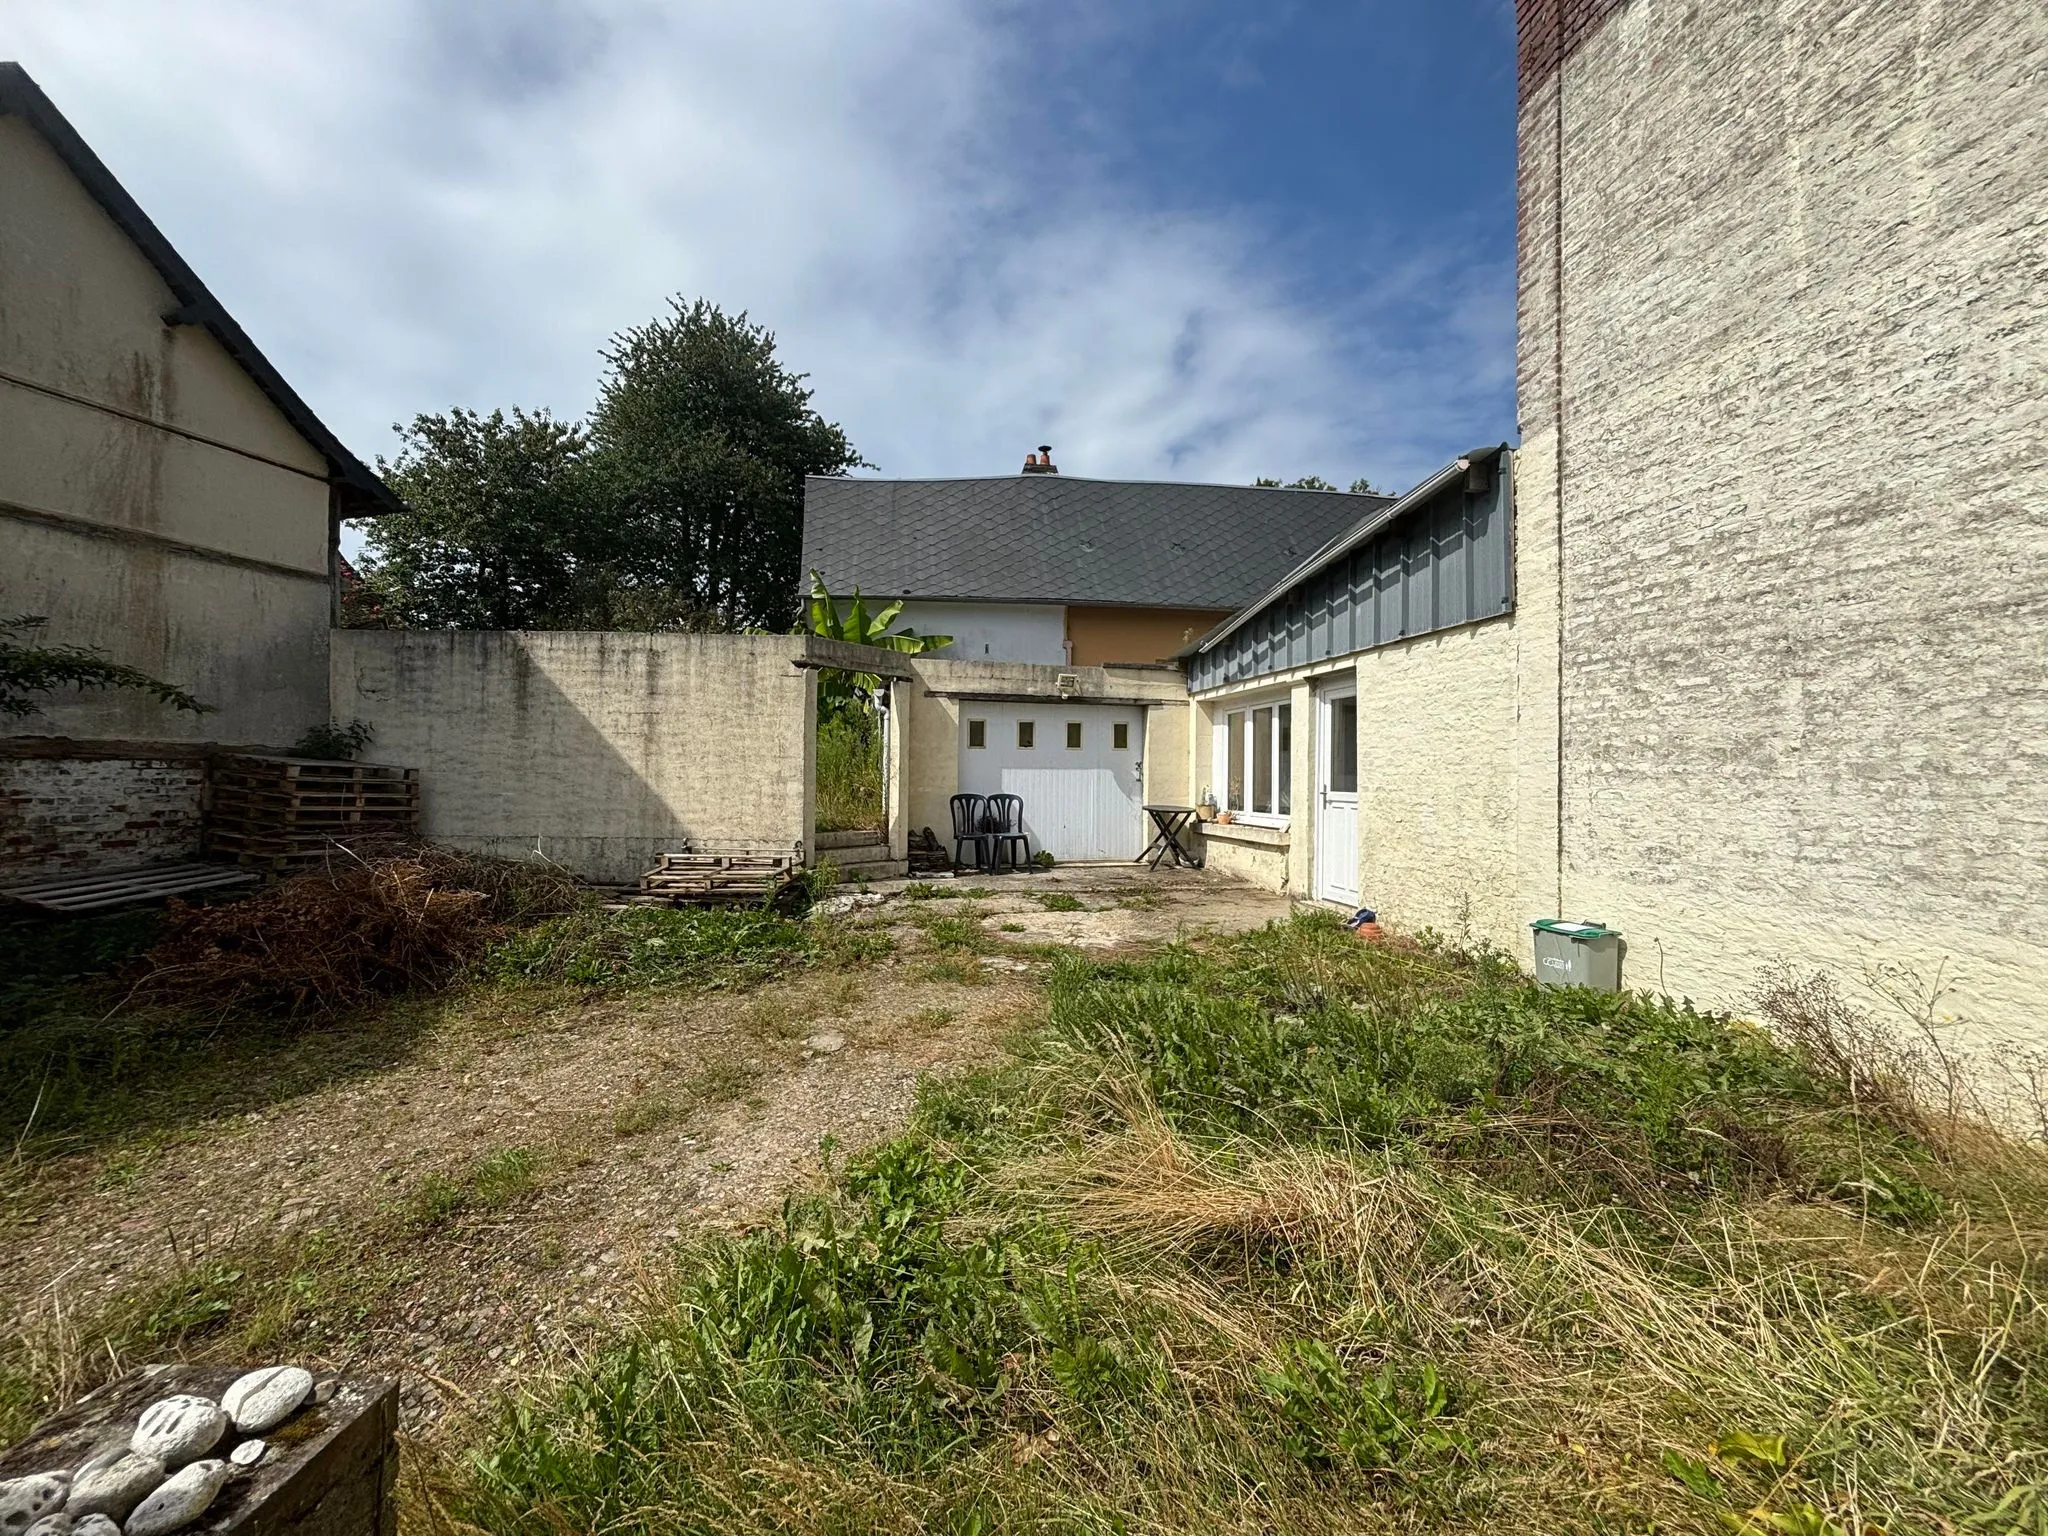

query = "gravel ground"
[{"left": 2, "top": 865, "right": 1289, "bottom": 1432}]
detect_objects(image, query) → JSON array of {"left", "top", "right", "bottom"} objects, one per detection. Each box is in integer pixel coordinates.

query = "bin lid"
[{"left": 1529, "top": 917, "right": 1619, "bottom": 939}]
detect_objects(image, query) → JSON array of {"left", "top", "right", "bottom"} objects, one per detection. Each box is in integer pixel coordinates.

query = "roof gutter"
[{"left": 1187, "top": 446, "right": 1504, "bottom": 657}]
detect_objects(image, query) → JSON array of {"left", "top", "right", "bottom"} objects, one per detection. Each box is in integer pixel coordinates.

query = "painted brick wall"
[
  {"left": 0, "top": 756, "right": 206, "bottom": 880},
  {"left": 1516, "top": 0, "right": 2048, "bottom": 1050},
  {"left": 1354, "top": 617, "right": 1524, "bottom": 947}
]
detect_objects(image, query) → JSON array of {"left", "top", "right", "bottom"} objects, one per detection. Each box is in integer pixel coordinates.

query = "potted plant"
[{"left": 1196, "top": 790, "right": 1219, "bottom": 823}]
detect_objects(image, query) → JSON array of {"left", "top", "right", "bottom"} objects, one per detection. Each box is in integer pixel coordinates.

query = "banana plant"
[{"left": 806, "top": 570, "right": 952, "bottom": 716}]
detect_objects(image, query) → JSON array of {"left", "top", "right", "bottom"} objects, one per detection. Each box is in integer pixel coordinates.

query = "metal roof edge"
[
  {"left": 804, "top": 470, "right": 1395, "bottom": 501},
  {"left": 0, "top": 62, "right": 405, "bottom": 519},
  {"left": 1189, "top": 445, "right": 1511, "bottom": 657}
]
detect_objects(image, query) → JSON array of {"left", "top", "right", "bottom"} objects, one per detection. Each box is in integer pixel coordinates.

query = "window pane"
[
  {"left": 1226, "top": 710, "right": 1246, "bottom": 810},
  {"left": 967, "top": 719, "right": 986, "bottom": 748},
  {"left": 1113, "top": 722, "right": 1129, "bottom": 750},
  {"left": 1277, "top": 703, "right": 1292, "bottom": 815},
  {"left": 1252, "top": 706, "right": 1273, "bottom": 813},
  {"left": 1018, "top": 720, "right": 1035, "bottom": 749},
  {"left": 1329, "top": 696, "right": 1358, "bottom": 793},
  {"left": 1066, "top": 721, "right": 1082, "bottom": 749}
]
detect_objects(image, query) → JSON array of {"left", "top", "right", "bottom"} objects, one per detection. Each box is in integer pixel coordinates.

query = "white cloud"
[{"left": 7, "top": 0, "right": 1512, "bottom": 531}]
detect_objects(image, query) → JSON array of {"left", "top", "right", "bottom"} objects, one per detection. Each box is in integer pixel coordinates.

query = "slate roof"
[
  {"left": 802, "top": 473, "right": 1390, "bottom": 610},
  {"left": 0, "top": 63, "right": 404, "bottom": 518}
]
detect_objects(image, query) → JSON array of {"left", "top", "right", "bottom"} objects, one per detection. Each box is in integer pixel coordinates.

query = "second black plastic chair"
[{"left": 984, "top": 793, "right": 1031, "bottom": 872}]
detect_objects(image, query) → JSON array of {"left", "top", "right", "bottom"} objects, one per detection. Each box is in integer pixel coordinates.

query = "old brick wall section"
[
  {"left": 1516, "top": 0, "right": 1627, "bottom": 102},
  {"left": 0, "top": 746, "right": 206, "bottom": 881}
]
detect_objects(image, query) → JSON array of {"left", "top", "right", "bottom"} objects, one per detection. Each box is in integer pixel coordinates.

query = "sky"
[{"left": 7, "top": 0, "right": 1520, "bottom": 548}]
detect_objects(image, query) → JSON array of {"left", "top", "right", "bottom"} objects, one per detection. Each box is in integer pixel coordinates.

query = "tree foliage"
[
  {"left": 1254, "top": 474, "right": 1385, "bottom": 494},
  {"left": 354, "top": 300, "right": 864, "bottom": 634},
  {"left": 363, "top": 408, "right": 598, "bottom": 630},
  {"left": 591, "top": 300, "right": 865, "bottom": 632},
  {"left": 0, "top": 616, "right": 211, "bottom": 720}
]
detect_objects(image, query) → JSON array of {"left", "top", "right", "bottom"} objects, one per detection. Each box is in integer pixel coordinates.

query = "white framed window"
[{"left": 1212, "top": 696, "right": 1291, "bottom": 824}]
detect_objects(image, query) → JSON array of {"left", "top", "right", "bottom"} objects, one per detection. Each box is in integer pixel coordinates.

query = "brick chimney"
[{"left": 1021, "top": 444, "right": 1058, "bottom": 474}]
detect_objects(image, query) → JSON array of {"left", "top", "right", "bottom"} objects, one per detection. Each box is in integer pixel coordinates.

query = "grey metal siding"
[{"left": 1189, "top": 457, "right": 1514, "bottom": 691}]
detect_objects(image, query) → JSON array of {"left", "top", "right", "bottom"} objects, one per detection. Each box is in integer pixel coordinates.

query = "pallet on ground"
[
  {"left": 637, "top": 843, "right": 803, "bottom": 906},
  {"left": 0, "top": 862, "right": 259, "bottom": 914}
]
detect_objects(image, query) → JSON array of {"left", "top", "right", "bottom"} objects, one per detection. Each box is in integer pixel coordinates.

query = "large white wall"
[
  {"left": 1513, "top": 0, "right": 2048, "bottom": 1051},
  {"left": 0, "top": 114, "right": 334, "bottom": 748},
  {"left": 888, "top": 602, "right": 1068, "bottom": 665}
]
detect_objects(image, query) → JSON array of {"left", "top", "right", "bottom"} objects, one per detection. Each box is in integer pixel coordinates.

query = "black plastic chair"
[
  {"left": 949, "top": 794, "right": 992, "bottom": 871},
  {"left": 984, "top": 793, "right": 1031, "bottom": 872}
]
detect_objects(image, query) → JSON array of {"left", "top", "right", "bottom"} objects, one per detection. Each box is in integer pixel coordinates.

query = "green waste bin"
[{"left": 1530, "top": 918, "right": 1623, "bottom": 991}]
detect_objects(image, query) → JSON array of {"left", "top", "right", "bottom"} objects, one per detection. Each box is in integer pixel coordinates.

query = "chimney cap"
[{"left": 1021, "top": 444, "right": 1058, "bottom": 475}]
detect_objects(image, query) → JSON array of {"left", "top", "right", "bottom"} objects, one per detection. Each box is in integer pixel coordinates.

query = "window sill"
[{"left": 1200, "top": 820, "right": 1289, "bottom": 849}]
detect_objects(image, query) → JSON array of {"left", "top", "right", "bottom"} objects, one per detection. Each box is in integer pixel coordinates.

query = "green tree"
[
  {"left": 1254, "top": 474, "right": 1387, "bottom": 494},
  {"left": 592, "top": 300, "right": 866, "bottom": 632},
  {"left": 0, "top": 616, "right": 210, "bottom": 719},
  {"left": 360, "top": 408, "right": 598, "bottom": 630}
]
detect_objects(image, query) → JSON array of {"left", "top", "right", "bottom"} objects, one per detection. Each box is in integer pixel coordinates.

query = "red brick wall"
[
  {"left": 0, "top": 756, "right": 206, "bottom": 881},
  {"left": 1517, "top": 0, "right": 1628, "bottom": 102}
]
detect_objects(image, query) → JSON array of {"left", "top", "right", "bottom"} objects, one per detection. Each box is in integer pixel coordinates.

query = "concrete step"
[
  {"left": 814, "top": 828, "right": 888, "bottom": 852},
  {"left": 823, "top": 857, "right": 907, "bottom": 884}
]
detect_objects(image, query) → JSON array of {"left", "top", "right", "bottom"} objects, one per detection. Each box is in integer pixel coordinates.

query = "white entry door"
[
  {"left": 1315, "top": 685, "right": 1360, "bottom": 906},
  {"left": 957, "top": 703, "right": 1147, "bottom": 862}
]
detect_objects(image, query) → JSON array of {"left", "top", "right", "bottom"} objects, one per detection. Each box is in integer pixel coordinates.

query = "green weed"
[
  {"left": 409, "top": 1147, "right": 541, "bottom": 1228},
  {"left": 482, "top": 906, "right": 813, "bottom": 991},
  {"left": 1031, "top": 892, "right": 1086, "bottom": 912}
]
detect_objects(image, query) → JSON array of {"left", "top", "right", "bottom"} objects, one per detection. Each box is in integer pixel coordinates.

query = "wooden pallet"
[
  {"left": 0, "top": 862, "right": 259, "bottom": 915},
  {"left": 638, "top": 842, "right": 803, "bottom": 905},
  {"left": 204, "top": 754, "right": 420, "bottom": 870}
]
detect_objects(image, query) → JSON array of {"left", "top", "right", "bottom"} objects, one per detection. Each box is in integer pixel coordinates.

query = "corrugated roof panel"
[{"left": 1189, "top": 447, "right": 1514, "bottom": 691}]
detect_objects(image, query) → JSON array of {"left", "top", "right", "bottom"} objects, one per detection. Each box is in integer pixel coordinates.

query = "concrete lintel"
[
  {"left": 794, "top": 636, "right": 920, "bottom": 677},
  {"left": 922, "top": 689, "right": 1173, "bottom": 708}
]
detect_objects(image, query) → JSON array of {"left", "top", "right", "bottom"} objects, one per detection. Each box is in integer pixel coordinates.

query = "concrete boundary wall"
[{"left": 332, "top": 631, "right": 824, "bottom": 885}]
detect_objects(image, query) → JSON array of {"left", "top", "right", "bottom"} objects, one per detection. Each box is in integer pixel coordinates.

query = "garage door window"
[
  {"left": 1018, "top": 720, "right": 1036, "bottom": 749},
  {"left": 1214, "top": 697, "right": 1291, "bottom": 825},
  {"left": 967, "top": 719, "right": 986, "bottom": 748},
  {"left": 1066, "top": 722, "right": 1083, "bottom": 749},
  {"left": 1113, "top": 722, "right": 1129, "bottom": 750}
]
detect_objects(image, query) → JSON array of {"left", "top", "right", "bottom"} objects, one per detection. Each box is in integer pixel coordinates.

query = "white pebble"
[
  {"left": 70, "top": 1519, "right": 119, "bottom": 1536},
  {"left": 227, "top": 1441, "right": 265, "bottom": 1470},
  {"left": 130, "top": 1398, "right": 226, "bottom": 1469},
  {"left": 62, "top": 1451, "right": 161, "bottom": 1522},
  {"left": 0, "top": 1475, "right": 69, "bottom": 1535},
  {"left": 124, "top": 1461, "right": 229, "bottom": 1536},
  {"left": 23, "top": 1515, "right": 71, "bottom": 1536},
  {"left": 219, "top": 1367, "right": 312, "bottom": 1434}
]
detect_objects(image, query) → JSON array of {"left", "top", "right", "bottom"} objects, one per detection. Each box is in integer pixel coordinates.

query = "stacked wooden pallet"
[
  {"left": 637, "top": 841, "right": 802, "bottom": 905},
  {"left": 204, "top": 754, "right": 420, "bottom": 872}
]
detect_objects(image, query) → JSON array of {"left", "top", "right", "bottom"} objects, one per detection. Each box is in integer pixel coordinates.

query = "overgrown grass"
[
  {"left": 817, "top": 711, "right": 884, "bottom": 832},
  {"left": 445, "top": 914, "right": 2048, "bottom": 1536},
  {"left": 481, "top": 906, "right": 815, "bottom": 991}
]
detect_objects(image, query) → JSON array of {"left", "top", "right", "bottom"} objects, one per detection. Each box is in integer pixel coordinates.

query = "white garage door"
[{"left": 957, "top": 702, "right": 1146, "bottom": 862}]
